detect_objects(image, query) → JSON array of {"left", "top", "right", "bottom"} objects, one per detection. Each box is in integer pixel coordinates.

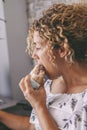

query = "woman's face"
[{"left": 32, "top": 31, "right": 62, "bottom": 79}]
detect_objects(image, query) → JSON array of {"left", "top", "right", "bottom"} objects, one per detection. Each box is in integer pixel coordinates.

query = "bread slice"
[{"left": 30, "top": 64, "right": 45, "bottom": 89}]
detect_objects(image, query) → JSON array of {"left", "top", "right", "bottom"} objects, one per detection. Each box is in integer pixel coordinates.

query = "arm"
[
  {"left": 35, "top": 105, "right": 60, "bottom": 130},
  {"left": 19, "top": 75, "right": 61, "bottom": 130},
  {"left": 0, "top": 110, "right": 35, "bottom": 130}
]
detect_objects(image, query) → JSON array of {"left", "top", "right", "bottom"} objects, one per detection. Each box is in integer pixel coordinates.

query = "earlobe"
[{"left": 58, "top": 47, "right": 67, "bottom": 58}]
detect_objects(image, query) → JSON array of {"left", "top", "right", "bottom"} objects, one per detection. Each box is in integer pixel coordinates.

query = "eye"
[
  {"left": 36, "top": 45, "right": 41, "bottom": 50},
  {"left": 34, "top": 42, "right": 42, "bottom": 50},
  {"left": 36, "top": 46, "right": 41, "bottom": 50}
]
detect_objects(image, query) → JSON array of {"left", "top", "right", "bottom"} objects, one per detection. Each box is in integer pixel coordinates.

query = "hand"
[{"left": 19, "top": 74, "right": 46, "bottom": 111}]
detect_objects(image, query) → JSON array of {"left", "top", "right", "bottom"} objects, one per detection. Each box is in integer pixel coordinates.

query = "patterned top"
[{"left": 30, "top": 79, "right": 87, "bottom": 130}]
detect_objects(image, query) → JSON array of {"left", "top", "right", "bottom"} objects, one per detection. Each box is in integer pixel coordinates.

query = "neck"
[{"left": 62, "top": 62, "right": 87, "bottom": 93}]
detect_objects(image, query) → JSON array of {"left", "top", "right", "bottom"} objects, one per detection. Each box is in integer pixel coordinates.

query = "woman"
[{"left": 0, "top": 3, "right": 87, "bottom": 130}]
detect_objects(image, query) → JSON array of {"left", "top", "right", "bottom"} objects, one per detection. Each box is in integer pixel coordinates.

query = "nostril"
[{"left": 32, "top": 54, "right": 39, "bottom": 60}]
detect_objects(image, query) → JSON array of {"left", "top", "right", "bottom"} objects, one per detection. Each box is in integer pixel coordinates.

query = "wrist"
[{"left": 35, "top": 103, "right": 47, "bottom": 114}]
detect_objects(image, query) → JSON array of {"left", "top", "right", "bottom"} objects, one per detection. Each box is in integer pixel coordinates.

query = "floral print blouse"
[{"left": 30, "top": 79, "right": 87, "bottom": 130}]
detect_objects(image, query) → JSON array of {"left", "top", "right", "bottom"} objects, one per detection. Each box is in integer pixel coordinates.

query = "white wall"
[
  {"left": 0, "top": 0, "right": 11, "bottom": 97},
  {"left": 3, "top": 0, "right": 33, "bottom": 101}
]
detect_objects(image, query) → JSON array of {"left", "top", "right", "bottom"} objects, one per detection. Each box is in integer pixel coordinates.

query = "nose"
[{"left": 32, "top": 50, "right": 39, "bottom": 60}]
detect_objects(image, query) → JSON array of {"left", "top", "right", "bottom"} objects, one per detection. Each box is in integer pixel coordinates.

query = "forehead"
[{"left": 33, "top": 31, "right": 46, "bottom": 45}]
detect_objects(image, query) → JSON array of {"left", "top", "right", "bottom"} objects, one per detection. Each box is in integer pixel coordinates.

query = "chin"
[
  {"left": 45, "top": 73, "right": 54, "bottom": 80},
  {"left": 46, "top": 73, "right": 61, "bottom": 80},
  {"left": 44, "top": 68, "right": 59, "bottom": 80}
]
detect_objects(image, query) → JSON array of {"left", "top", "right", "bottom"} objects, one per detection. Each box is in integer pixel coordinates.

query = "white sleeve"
[
  {"left": 29, "top": 109, "right": 41, "bottom": 130},
  {"left": 30, "top": 109, "right": 36, "bottom": 124}
]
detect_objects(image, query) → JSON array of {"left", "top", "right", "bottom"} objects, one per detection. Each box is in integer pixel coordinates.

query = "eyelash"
[
  {"left": 33, "top": 42, "right": 41, "bottom": 50},
  {"left": 36, "top": 47, "right": 41, "bottom": 50}
]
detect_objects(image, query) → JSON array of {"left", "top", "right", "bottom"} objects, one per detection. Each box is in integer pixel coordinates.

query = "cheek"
[
  {"left": 39, "top": 47, "right": 55, "bottom": 69},
  {"left": 42, "top": 51, "right": 50, "bottom": 62},
  {"left": 41, "top": 56, "right": 49, "bottom": 65},
  {"left": 39, "top": 48, "right": 50, "bottom": 62}
]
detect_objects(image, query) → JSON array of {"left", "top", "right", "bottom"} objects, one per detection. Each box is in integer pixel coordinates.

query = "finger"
[
  {"left": 39, "top": 84, "right": 46, "bottom": 97},
  {"left": 19, "top": 78, "right": 26, "bottom": 92},
  {"left": 39, "top": 80, "right": 44, "bottom": 89},
  {"left": 24, "top": 75, "right": 33, "bottom": 92}
]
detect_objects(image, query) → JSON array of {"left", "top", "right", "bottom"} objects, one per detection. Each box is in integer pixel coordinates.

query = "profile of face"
[
  {"left": 27, "top": 4, "right": 87, "bottom": 80},
  {"left": 32, "top": 31, "right": 64, "bottom": 79}
]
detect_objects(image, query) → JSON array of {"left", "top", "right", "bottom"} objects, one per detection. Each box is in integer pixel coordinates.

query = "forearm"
[
  {"left": 19, "top": 75, "right": 60, "bottom": 130},
  {"left": 36, "top": 107, "right": 60, "bottom": 130},
  {"left": 0, "top": 111, "right": 35, "bottom": 130}
]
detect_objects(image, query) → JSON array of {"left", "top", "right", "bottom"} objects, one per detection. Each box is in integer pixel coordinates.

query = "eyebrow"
[{"left": 33, "top": 41, "right": 42, "bottom": 46}]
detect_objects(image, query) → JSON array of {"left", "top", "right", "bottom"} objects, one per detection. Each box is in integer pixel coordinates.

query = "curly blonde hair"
[{"left": 27, "top": 3, "right": 87, "bottom": 63}]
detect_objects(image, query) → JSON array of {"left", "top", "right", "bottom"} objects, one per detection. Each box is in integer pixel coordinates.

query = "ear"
[{"left": 58, "top": 46, "right": 67, "bottom": 58}]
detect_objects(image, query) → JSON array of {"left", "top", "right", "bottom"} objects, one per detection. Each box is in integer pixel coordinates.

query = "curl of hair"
[{"left": 27, "top": 3, "right": 87, "bottom": 63}]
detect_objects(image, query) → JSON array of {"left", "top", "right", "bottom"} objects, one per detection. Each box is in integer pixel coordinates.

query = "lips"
[{"left": 39, "top": 64, "right": 45, "bottom": 71}]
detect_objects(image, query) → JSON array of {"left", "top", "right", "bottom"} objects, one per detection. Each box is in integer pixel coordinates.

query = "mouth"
[
  {"left": 39, "top": 64, "right": 45, "bottom": 71},
  {"left": 38, "top": 65, "right": 49, "bottom": 78},
  {"left": 37, "top": 64, "right": 50, "bottom": 78}
]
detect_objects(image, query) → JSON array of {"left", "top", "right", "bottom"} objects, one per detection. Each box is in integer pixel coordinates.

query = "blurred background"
[{"left": 0, "top": 0, "right": 86, "bottom": 102}]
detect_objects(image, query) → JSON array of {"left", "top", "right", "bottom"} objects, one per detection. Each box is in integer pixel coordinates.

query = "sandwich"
[{"left": 30, "top": 64, "right": 45, "bottom": 89}]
